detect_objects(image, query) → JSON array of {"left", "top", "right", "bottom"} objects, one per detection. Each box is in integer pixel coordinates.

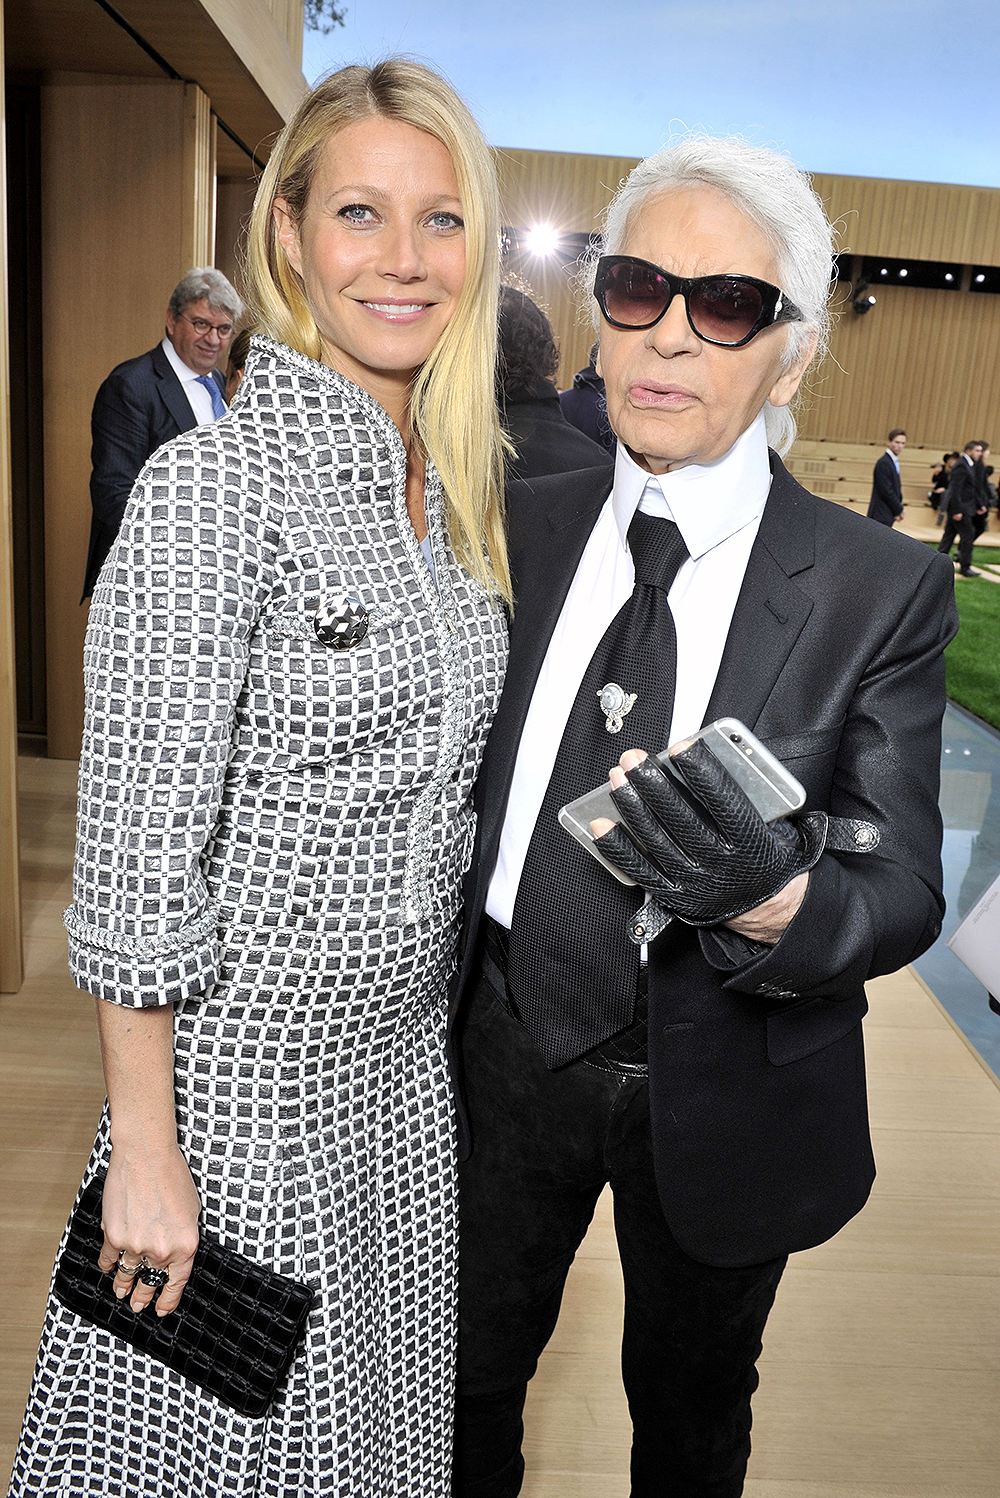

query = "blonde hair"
[{"left": 244, "top": 58, "right": 510, "bottom": 603}]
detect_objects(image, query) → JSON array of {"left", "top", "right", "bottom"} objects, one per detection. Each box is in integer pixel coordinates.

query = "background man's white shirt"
[{"left": 160, "top": 336, "right": 221, "bottom": 426}]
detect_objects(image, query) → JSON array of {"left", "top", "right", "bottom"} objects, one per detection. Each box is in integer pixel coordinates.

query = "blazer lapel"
[
  {"left": 705, "top": 455, "right": 816, "bottom": 730},
  {"left": 152, "top": 342, "right": 198, "bottom": 435},
  {"left": 478, "top": 467, "right": 614, "bottom": 862}
]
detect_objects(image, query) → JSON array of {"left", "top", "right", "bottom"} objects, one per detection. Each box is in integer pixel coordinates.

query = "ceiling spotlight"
[
  {"left": 945, "top": 273, "right": 954, "bottom": 282},
  {"left": 523, "top": 225, "right": 561, "bottom": 257},
  {"left": 899, "top": 267, "right": 908, "bottom": 277},
  {"left": 852, "top": 280, "right": 876, "bottom": 315},
  {"left": 975, "top": 273, "right": 986, "bottom": 283},
  {"left": 880, "top": 267, "right": 888, "bottom": 275}
]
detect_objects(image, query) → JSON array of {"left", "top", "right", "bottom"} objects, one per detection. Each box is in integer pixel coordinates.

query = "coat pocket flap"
[
  {"left": 766, "top": 991, "right": 868, "bottom": 1065},
  {"left": 762, "top": 720, "right": 845, "bottom": 761}
]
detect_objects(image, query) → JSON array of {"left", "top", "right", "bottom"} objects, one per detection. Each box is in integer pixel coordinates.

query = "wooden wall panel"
[
  {"left": 799, "top": 285, "right": 1000, "bottom": 449},
  {"left": 0, "top": 0, "right": 25, "bottom": 991},
  {"left": 498, "top": 147, "right": 638, "bottom": 237},
  {"left": 215, "top": 171, "right": 259, "bottom": 308},
  {"left": 262, "top": 0, "right": 304, "bottom": 66},
  {"left": 183, "top": 83, "right": 217, "bottom": 273},
  {"left": 811, "top": 172, "right": 1000, "bottom": 265},
  {"left": 39, "top": 78, "right": 218, "bottom": 761}
]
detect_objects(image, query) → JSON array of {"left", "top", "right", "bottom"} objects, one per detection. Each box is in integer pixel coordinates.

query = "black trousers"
[
  {"left": 938, "top": 513, "right": 975, "bottom": 571},
  {"left": 454, "top": 964, "right": 786, "bottom": 1498}
]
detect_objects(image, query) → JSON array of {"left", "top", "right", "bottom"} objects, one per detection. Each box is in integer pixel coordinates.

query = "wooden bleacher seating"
[{"left": 785, "top": 438, "right": 946, "bottom": 511}]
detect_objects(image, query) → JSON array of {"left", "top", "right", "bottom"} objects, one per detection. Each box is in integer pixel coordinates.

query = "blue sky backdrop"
[{"left": 303, "top": 0, "right": 1000, "bottom": 188}]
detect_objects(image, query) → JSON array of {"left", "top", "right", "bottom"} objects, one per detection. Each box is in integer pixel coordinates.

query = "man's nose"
[{"left": 645, "top": 292, "right": 700, "bottom": 357}]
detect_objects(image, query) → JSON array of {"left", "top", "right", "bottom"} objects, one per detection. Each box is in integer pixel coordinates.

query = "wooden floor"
[{"left": 3, "top": 757, "right": 1000, "bottom": 1496}]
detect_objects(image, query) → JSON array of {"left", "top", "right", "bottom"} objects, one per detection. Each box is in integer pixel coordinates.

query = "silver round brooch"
[{"left": 313, "top": 595, "right": 369, "bottom": 651}]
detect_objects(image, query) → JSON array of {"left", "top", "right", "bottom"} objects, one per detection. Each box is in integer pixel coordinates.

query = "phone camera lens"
[{"left": 729, "top": 733, "right": 741, "bottom": 743}]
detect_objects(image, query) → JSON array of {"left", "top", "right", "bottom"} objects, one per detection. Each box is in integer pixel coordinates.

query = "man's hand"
[
  {"left": 724, "top": 871, "right": 809, "bottom": 944},
  {"left": 590, "top": 743, "right": 825, "bottom": 939}
]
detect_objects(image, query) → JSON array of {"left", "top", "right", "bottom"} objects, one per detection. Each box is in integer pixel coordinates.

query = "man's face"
[
  {"left": 165, "top": 297, "right": 234, "bottom": 373},
  {"left": 888, "top": 434, "right": 907, "bottom": 456},
  {"left": 968, "top": 444, "right": 984, "bottom": 463},
  {"left": 597, "top": 185, "right": 814, "bottom": 473}
]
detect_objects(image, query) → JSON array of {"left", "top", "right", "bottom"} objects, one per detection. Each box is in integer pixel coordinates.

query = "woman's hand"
[{"left": 97, "top": 1144, "right": 202, "bottom": 1316}]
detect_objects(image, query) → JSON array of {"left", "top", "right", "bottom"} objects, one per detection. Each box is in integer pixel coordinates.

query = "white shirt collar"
[
  {"left": 161, "top": 335, "right": 208, "bottom": 385},
  {"left": 610, "top": 411, "right": 772, "bottom": 562}
]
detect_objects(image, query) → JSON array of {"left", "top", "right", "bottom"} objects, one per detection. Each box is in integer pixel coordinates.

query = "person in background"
[
  {"left": 498, "top": 286, "right": 611, "bottom": 480},
  {"left": 560, "top": 339, "right": 615, "bottom": 453},
  {"left": 930, "top": 451, "right": 958, "bottom": 517},
  {"left": 972, "top": 441, "right": 992, "bottom": 539},
  {"left": 939, "top": 439, "right": 985, "bottom": 576},
  {"left": 83, "top": 266, "right": 240, "bottom": 598},
  {"left": 225, "top": 324, "right": 253, "bottom": 403},
  {"left": 866, "top": 427, "right": 906, "bottom": 526}
]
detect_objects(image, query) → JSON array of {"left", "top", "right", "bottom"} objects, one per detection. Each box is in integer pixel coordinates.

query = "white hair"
[
  {"left": 169, "top": 266, "right": 244, "bottom": 322},
  {"left": 586, "top": 134, "right": 836, "bottom": 455}
]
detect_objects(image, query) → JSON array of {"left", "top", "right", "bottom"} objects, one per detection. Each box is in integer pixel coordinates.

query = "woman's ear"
[{"left": 272, "top": 198, "right": 303, "bottom": 277}]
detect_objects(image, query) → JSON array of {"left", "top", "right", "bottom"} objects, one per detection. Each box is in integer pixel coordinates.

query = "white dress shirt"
[
  {"left": 886, "top": 448, "right": 900, "bottom": 472},
  {"left": 161, "top": 337, "right": 220, "bottom": 426},
  {"left": 486, "top": 411, "right": 772, "bottom": 929}
]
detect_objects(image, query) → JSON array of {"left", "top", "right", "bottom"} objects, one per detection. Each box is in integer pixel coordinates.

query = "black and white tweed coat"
[{"left": 12, "top": 338, "right": 508, "bottom": 1498}]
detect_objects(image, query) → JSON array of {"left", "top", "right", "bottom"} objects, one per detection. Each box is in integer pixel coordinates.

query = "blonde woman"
[{"left": 11, "top": 59, "right": 509, "bottom": 1498}]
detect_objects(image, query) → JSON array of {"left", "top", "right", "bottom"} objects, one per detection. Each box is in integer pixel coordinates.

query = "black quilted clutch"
[{"left": 53, "top": 1172, "right": 315, "bottom": 1418}]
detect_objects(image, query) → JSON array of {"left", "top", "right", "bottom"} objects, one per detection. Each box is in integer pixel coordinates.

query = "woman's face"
[{"left": 273, "top": 116, "right": 467, "bottom": 406}]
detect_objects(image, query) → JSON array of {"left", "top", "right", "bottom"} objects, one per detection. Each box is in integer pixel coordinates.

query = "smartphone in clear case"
[{"left": 557, "top": 717, "right": 806, "bottom": 887}]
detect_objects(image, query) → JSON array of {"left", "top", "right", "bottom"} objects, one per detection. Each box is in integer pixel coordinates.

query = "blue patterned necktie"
[{"left": 196, "top": 374, "right": 227, "bottom": 420}]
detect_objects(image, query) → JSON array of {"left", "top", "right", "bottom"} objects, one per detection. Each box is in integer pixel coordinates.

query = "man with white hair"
[
  {"left": 82, "top": 266, "right": 242, "bottom": 598},
  {"left": 452, "top": 138, "right": 957, "bottom": 1497}
]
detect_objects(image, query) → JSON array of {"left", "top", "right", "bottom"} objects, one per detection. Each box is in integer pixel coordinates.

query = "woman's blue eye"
[
  {"left": 429, "top": 212, "right": 464, "bottom": 230},
  {"left": 339, "top": 203, "right": 376, "bottom": 223}
]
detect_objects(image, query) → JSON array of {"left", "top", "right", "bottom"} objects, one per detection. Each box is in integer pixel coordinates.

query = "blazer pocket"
[
  {"left": 762, "top": 720, "right": 845, "bottom": 762},
  {"left": 766, "top": 991, "right": 868, "bottom": 1065}
]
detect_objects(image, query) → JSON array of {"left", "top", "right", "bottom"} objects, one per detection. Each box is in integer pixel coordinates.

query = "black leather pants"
[{"left": 453, "top": 964, "right": 786, "bottom": 1498}]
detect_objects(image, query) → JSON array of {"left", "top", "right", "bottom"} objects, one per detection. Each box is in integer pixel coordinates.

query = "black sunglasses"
[{"left": 594, "top": 255, "right": 803, "bottom": 348}]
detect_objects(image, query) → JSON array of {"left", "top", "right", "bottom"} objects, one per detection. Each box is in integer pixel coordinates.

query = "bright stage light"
[{"left": 523, "top": 225, "right": 560, "bottom": 257}]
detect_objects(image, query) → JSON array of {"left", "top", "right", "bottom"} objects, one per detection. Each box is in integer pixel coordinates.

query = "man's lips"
[{"left": 628, "top": 381, "right": 698, "bottom": 408}]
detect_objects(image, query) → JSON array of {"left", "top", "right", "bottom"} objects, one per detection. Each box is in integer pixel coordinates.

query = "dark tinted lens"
[
  {"left": 601, "top": 260, "right": 672, "bottom": 327},
  {"left": 688, "top": 278, "right": 764, "bottom": 343}
]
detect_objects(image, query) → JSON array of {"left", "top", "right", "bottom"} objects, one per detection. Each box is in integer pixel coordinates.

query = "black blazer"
[
  {"left": 453, "top": 456, "right": 958, "bottom": 1268},
  {"left": 867, "top": 450, "right": 903, "bottom": 525},
  {"left": 83, "top": 344, "right": 226, "bottom": 598},
  {"left": 503, "top": 388, "right": 613, "bottom": 482},
  {"left": 942, "top": 457, "right": 981, "bottom": 522}
]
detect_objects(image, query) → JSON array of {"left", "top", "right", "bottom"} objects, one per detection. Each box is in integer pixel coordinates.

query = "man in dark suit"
[
  {"left": 82, "top": 266, "right": 242, "bottom": 598},
  {"left": 866, "top": 427, "right": 906, "bottom": 525},
  {"left": 499, "top": 286, "right": 612, "bottom": 481},
  {"left": 452, "top": 140, "right": 957, "bottom": 1498},
  {"left": 938, "top": 439, "right": 985, "bottom": 578}
]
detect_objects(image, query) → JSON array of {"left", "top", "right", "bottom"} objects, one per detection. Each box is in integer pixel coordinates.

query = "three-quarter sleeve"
[{"left": 65, "top": 438, "right": 280, "bottom": 1006}]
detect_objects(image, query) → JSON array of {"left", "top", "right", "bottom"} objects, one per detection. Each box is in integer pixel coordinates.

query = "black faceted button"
[{"left": 313, "top": 594, "right": 369, "bottom": 650}]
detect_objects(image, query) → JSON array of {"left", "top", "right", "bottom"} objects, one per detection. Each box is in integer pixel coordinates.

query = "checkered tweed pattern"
[{"left": 10, "top": 339, "right": 508, "bottom": 1498}]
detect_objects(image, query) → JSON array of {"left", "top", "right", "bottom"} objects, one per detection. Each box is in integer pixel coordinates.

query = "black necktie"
[{"left": 506, "top": 509, "right": 690, "bottom": 1068}]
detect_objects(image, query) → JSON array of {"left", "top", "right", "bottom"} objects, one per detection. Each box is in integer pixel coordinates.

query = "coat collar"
[
  {"left": 151, "top": 341, "right": 198, "bottom": 435},
  {"left": 704, "top": 452, "right": 816, "bottom": 728}
]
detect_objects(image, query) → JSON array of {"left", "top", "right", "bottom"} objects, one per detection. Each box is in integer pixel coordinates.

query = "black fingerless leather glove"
[{"left": 594, "top": 738, "right": 828, "bottom": 928}]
